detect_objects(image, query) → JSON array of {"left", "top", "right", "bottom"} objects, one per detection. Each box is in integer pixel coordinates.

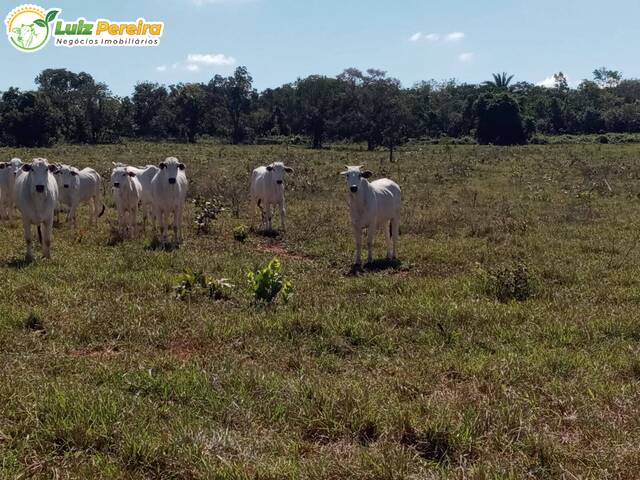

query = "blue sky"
[{"left": 2, "top": 0, "right": 639, "bottom": 96}]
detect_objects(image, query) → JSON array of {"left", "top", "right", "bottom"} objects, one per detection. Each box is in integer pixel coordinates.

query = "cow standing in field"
[
  {"left": 340, "top": 165, "right": 401, "bottom": 267},
  {"left": 150, "top": 157, "right": 188, "bottom": 245},
  {"left": 250, "top": 162, "right": 294, "bottom": 231},
  {"left": 14, "top": 159, "right": 59, "bottom": 261},
  {"left": 112, "top": 163, "right": 159, "bottom": 232},
  {"left": 111, "top": 166, "right": 142, "bottom": 238},
  {"left": 57, "top": 165, "right": 105, "bottom": 228},
  {"left": 0, "top": 158, "right": 23, "bottom": 220}
]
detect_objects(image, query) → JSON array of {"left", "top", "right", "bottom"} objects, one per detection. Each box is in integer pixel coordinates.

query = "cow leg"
[
  {"left": 385, "top": 220, "right": 393, "bottom": 260},
  {"left": 142, "top": 204, "right": 148, "bottom": 232},
  {"left": 353, "top": 224, "right": 362, "bottom": 267},
  {"left": 391, "top": 217, "right": 400, "bottom": 260},
  {"left": 159, "top": 210, "right": 167, "bottom": 245},
  {"left": 42, "top": 219, "right": 53, "bottom": 259},
  {"left": 118, "top": 211, "right": 126, "bottom": 238},
  {"left": 279, "top": 201, "right": 286, "bottom": 232},
  {"left": 68, "top": 202, "right": 78, "bottom": 229},
  {"left": 175, "top": 207, "right": 184, "bottom": 244},
  {"left": 366, "top": 223, "right": 376, "bottom": 264},
  {"left": 265, "top": 203, "right": 273, "bottom": 231},
  {"left": 22, "top": 218, "right": 33, "bottom": 262},
  {"left": 90, "top": 197, "right": 96, "bottom": 225},
  {"left": 128, "top": 206, "right": 136, "bottom": 238}
]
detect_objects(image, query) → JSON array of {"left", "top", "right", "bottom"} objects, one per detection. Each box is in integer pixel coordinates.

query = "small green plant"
[
  {"left": 193, "top": 196, "right": 224, "bottom": 235},
  {"left": 174, "top": 269, "right": 233, "bottom": 301},
  {"left": 233, "top": 224, "right": 249, "bottom": 242},
  {"left": 479, "top": 261, "right": 537, "bottom": 303},
  {"left": 247, "top": 257, "right": 293, "bottom": 304}
]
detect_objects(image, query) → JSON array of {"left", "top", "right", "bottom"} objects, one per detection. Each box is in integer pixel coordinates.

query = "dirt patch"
[{"left": 255, "top": 242, "right": 314, "bottom": 262}]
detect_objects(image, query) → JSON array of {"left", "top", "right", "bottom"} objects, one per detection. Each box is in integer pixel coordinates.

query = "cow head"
[
  {"left": 59, "top": 166, "right": 80, "bottom": 190},
  {"left": 340, "top": 165, "right": 372, "bottom": 193},
  {"left": 159, "top": 157, "right": 185, "bottom": 185},
  {"left": 266, "top": 162, "right": 293, "bottom": 185},
  {"left": 111, "top": 167, "right": 136, "bottom": 189},
  {"left": 22, "top": 158, "right": 56, "bottom": 194}
]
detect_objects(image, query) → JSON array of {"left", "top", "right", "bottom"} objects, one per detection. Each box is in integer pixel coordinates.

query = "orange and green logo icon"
[{"left": 5, "top": 4, "right": 59, "bottom": 52}]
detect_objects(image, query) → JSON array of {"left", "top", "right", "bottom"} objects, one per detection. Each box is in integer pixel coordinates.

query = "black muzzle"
[
  {"left": 113, "top": 183, "right": 120, "bottom": 188},
  {"left": 350, "top": 186, "right": 358, "bottom": 193},
  {"left": 168, "top": 178, "right": 176, "bottom": 185},
  {"left": 35, "top": 185, "right": 45, "bottom": 193}
]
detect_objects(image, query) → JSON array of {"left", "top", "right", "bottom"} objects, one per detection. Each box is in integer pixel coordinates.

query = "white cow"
[
  {"left": 112, "top": 162, "right": 159, "bottom": 231},
  {"left": 57, "top": 165, "right": 105, "bottom": 227},
  {"left": 14, "top": 158, "right": 59, "bottom": 261},
  {"left": 340, "top": 165, "right": 402, "bottom": 267},
  {"left": 0, "top": 158, "right": 23, "bottom": 220},
  {"left": 111, "top": 167, "right": 142, "bottom": 238},
  {"left": 249, "top": 161, "right": 294, "bottom": 231},
  {"left": 150, "top": 157, "right": 188, "bottom": 245}
]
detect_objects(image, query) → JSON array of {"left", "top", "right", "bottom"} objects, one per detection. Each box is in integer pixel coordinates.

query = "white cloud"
[
  {"left": 537, "top": 74, "right": 574, "bottom": 88},
  {"left": 409, "top": 32, "right": 440, "bottom": 42},
  {"left": 410, "top": 31, "right": 464, "bottom": 43},
  {"left": 159, "top": 53, "right": 236, "bottom": 73},
  {"left": 445, "top": 32, "right": 465, "bottom": 42},
  {"left": 458, "top": 52, "right": 474, "bottom": 62},
  {"left": 187, "top": 53, "right": 236, "bottom": 66},
  {"left": 537, "top": 76, "right": 556, "bottom": 88}
]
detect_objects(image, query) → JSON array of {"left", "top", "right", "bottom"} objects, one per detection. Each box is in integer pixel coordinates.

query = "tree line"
[{"left": 1, "top": 66, "right": 638, "bottom": 152}]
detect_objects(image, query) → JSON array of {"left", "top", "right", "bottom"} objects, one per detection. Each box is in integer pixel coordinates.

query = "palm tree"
[{"left": 483, "top": 72, "right": 514, "bottom": 89}]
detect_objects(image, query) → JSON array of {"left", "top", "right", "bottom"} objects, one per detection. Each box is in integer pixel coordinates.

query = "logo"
[
  {"left": 5, "top": 4, "right": 163, "bottom": 52},
  {"left": 5, "top": 4, "right": 58, "bottom": 52}
]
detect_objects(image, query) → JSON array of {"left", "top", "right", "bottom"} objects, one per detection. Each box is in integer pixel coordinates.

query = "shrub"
[
  {"left": 478, "top": 261, "right": 537, "bottom": 303},
  {"left": 233, "top": 225, "right": 249, "bottom": 242},
  {"left": 192, "top": 196, "right": 224, "bottom": 235},
  {"left": 174, "top": 269, "right": 233, "bottom": 301},
  {"left": 247, "top": 257, "right": 293, "bottom": 304}
]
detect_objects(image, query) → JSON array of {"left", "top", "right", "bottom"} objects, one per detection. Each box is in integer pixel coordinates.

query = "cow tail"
[
  {"left": 37, "top": 225, "right": 42, "bottom": 245},
  {"left": 98, "top": 203, "right": 106, "bottom": 218}
]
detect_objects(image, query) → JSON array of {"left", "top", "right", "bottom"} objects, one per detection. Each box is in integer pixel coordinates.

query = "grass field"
[{"left": 1, "top": 142, "right": 640, "bottom": 479}]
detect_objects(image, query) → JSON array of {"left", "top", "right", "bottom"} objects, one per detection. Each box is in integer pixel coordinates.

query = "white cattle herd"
[{"left": 0, "top": 157, "right": 402, "bottom": 266}]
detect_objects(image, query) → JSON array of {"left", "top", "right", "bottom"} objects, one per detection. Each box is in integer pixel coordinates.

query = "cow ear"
[
  {"left": 128, "top": 171, "right": 136, "bottom": 177},
  {"left": 178, "top": 163, "right": 186, "bottom": 171},
  {"left": 266, "top": 165, "right": 273, "bottom": 171},
  {"left": 159, "top": 162, "right": 166, "bottom": 169},
  {"left": 360, "top": 170, "right": 373, "bottom": 179},
  {"left": 339, "top": 170, "right": 349, "bottom": 175},
  {"left": 22, "top": 164, "right": 32, "bottom": 172},
  {"left": 284, "top": 167, "right": 293, "bottom": 173},
  {"left": 0, "top": 163, "right": 6, "bottom": 169},
  {"left": 48, "top": 164, "right": 58, "bottom": 173}
]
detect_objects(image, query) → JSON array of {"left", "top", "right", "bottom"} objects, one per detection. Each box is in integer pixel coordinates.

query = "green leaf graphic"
[
  {"left": 34, "top": 19, "right": 46, "bottom": 28},
  {"left": 45, "top": 10, "right": 59, "bottom": 23}
]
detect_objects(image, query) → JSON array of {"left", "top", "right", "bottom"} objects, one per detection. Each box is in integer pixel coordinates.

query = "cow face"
[
  {"left": 22, "top": 158, "right": 56, "bottom": 194},
  {"left": 60, "top": 166, "right": 80, "bottom": 190},
  {"left": 340, "top": 165, "right": 372, "bottom": 193},
  {"left": 111, "top": 167, "right": 135, "bottom": 189},
  {"left": 266, "top": 162, "right": 293, "bottom": 185},
  {"left": 159, "top": 157, "right": 185, "bottom": 185}
]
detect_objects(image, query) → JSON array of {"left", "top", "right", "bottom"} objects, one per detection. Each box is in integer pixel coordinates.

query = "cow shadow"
[
  {"left": 145, "top": 238, "right": 180, "bottom": 252},
  {"left": 3, "top": 257, "right": 34, "bottom": 269},
  {"left": 347, "top": 258, "right": 403, "bottom": 276},
  {"left": 252, "top": 227, "right": 280, "bottom": 239}
]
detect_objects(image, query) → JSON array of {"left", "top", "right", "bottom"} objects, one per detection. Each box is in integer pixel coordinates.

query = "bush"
[
  {"left": 192, "top": 196, "right": 224, "bottom": 235},
  {"left": 478, "top": 261, "right": 537, "bottom": 303},
  {"left": 174, "top": 269, "right": 233, "bottom": 301},
  {"left": 247, "top": 257, "right": 293, "bottom": 304},
  {"left": 233, "top": 225, "right": 249, "bottom": 242}
]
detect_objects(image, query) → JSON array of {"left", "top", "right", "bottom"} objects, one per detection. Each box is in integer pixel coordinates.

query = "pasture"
[{"left": 1, "top": 142, "right": 639, "bottom": 479}]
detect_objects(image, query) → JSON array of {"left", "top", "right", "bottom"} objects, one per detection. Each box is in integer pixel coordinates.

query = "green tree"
[
  {"left": 593, "top": 67, "right": 622, "bottom": 88},
  {"left": 483, "top": 72, "right": 515, "bottom": 90},
  {"left": 476, "top": 93, "right": 526, "bottom": 145}
]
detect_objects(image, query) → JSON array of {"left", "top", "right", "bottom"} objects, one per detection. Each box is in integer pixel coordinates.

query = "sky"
[{"left": 2, "top": 0, "right": 639, "bottom": 96}]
